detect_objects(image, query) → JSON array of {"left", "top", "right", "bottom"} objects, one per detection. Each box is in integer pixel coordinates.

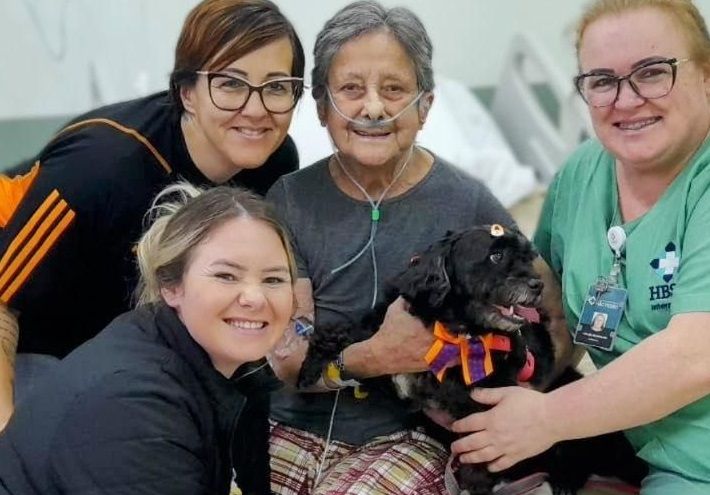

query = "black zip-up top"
[{"left": 0, "top": 303, "right": 280, "bottom": 494}]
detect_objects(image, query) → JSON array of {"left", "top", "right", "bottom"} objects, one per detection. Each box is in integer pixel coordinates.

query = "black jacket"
[
  {"left": 0, "top": 91, "right": 298, "bottom": 357},
  {"left": 0, "top": 304, "right": 280, "bottom": 494}
]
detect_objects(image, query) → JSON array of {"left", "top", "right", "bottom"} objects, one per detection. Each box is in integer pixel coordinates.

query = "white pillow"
[{"left": 418, "top": 75, "right": 540, "bottom": 207}]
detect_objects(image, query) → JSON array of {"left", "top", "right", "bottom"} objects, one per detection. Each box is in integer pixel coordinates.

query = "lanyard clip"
[
  {"left": 607, "top": 226, "right": 626, "bottom": 259},
  {"left": 594, "top": 276, "right": 609, "bottom": 296},
  {"left": 606, "top": 226, "right": 626, "bottom": 287}
]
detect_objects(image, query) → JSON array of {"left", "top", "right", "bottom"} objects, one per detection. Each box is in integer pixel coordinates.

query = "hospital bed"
[{"left": 491, "top": 33, "right": 593, "bottom": 186}]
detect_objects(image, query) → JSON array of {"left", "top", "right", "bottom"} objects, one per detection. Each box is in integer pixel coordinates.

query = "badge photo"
[{"left": 574, "top": 286, "right": 627, "bottom": 351}]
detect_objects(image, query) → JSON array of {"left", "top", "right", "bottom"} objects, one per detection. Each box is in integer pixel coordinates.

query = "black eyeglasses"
[
  {"left": 574, "top": 57, "right": 689, "bottom": 108},
  {"left": 195, "top": 71, "right": 304, "bottom": 114}
]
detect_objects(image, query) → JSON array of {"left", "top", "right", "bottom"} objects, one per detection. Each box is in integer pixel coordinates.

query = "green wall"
[{"left": 0, "top": 116, "right": 70, "bottom": 171}]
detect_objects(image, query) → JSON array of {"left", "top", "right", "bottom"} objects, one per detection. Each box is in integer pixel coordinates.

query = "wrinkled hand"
[
  {"left": 450, "top": 386, "right": 557, "bottom": 472},
  {"left": 367, "top": 297, "right": 434, "bottom": 375}
]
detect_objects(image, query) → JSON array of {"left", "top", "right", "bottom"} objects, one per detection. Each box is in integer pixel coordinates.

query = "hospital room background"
[{"left": 3, "top": 0, "right": 710, "bottom": 233}]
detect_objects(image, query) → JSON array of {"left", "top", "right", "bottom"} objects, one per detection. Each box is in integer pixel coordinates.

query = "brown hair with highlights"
[{"left": 169, "top": 0, "right": 305, "bottom": 112}]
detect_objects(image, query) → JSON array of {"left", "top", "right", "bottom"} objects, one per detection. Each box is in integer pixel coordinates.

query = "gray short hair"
[{"left": 312, "top": 0, "right": 434, "bottom": 102}]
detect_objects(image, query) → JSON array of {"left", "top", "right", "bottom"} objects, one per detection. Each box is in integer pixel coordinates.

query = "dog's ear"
[{"left": 395, "top": 250, "right": 451, "bottom": 308}]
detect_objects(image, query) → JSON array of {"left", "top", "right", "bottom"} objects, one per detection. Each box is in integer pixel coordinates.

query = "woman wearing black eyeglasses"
[
  {"left": 451, "top": 1, "right": 710, "bottom": 493},
  {"left": 0, "top": 0, "right": 304, "bottom": 431}
]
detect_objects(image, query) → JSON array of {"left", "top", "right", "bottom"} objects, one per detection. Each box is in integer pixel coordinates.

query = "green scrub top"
[{"left": 535, "top": 138, "right": 710, "bottom": 483}]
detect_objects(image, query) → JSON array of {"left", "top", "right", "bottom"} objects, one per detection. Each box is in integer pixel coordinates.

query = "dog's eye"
[{"left": 489, "top": 251, "right": 504, "bottom": 264}]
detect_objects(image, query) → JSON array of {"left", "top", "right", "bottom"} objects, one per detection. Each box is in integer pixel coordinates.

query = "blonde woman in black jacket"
[{"left": 0, "top": 183, "right": 296, "bottom": 495}]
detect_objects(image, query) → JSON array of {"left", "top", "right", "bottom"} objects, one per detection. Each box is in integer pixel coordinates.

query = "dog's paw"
[{"left": 296, "top": 358, "right": 326, "bottom": 389}]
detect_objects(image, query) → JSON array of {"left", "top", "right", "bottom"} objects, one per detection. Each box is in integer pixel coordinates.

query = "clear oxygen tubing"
[
  {"left": 314, "top": 146, "right": 412, "bottom": 485},
  {"left": 313, "top": 90, "right": 420, "bottom": 488},
  {"left": 314, "top": 387, "right": 340, "bottom": 486},
  {"left": 325, "top": 79, "right": 423, "bottom": 307},
  {"left": 330, "top": 145, "right": 414, "bottom": 308},
  {"left": 326, "top": 88, "right": 423, "bottom": 130}
]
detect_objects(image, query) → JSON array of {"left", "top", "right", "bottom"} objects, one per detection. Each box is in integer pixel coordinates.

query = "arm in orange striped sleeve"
[{"left": 0, "top": 302, "right": 18, "bottom": 430}]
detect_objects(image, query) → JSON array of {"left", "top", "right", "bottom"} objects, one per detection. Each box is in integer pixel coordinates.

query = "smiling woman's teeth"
[
  {"left": 354, "top": 130, "right": 388, "bottom": 137},
  {"left": 236, "top": 128, "right": 266, "bottom": 137},
  {"left": 617, "top": 117, "right": 659, "bottom": 131},
  {"left": 228, "top": 319, "right": 265, "bottom": 329}
]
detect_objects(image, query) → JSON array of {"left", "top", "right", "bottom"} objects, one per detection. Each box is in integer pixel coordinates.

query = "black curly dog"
[{"left": 298, "top": 225, "right": 646, "bottom": 494}]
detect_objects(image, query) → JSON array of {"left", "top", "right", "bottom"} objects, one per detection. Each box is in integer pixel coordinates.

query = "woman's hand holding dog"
[
  {"left": 346, "top": 297, "right": 434, "bottom": 377},
  {"left": 450, "top": 386, "right": 559, "bottom": 472}
]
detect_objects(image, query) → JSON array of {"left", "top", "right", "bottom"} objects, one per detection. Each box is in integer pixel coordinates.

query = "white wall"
[
  {"left": 0, "top": 0, "right": 196, "bottom": 118},
  {"left": 2, "top": 0, "right": 710, "bottom": 119},
  {"left": 280, "top": 0, "right": 586, "bottom": 85}
]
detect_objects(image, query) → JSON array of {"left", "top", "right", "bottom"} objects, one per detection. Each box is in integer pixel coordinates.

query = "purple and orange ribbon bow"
[{"left": 425, "top": 322, "right": 511, "bottom": 385}]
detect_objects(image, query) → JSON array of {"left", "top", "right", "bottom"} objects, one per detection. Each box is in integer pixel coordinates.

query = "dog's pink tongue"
[{"left": 515, "top": 305, "right": 540, "bottom": 324}]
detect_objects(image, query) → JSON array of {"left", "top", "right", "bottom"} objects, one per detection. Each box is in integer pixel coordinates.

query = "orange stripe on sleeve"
[
  {"left": 1, "top": 209, "right": 75, "bottom": 303},
  {"left": 53, "top": 119, "right": 172, "bottom": 174},
  {"left": 0, "top": 162, "right": 41, "bottom": 228},
  {"left": 0, "top": 195, "right": 71, "bottom": 303},
  {"left": 0, "top": 190, "right": 60, "bottom": 277}
]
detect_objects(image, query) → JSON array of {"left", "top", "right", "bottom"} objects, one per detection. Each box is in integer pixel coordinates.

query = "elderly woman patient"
[
  {"left": 0, "top": 184, "right": 296, "bottom": 495},
  {"left": 266, "top": 1, "right": 517, "bottom": 494}
]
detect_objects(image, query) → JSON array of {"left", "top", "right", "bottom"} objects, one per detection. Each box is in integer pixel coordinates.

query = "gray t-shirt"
[{"left": 266, "top": 154, "right": 514, "bottom": 445}]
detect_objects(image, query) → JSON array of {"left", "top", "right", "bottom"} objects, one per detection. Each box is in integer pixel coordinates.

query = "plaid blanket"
[{"left": 270, "top": 421, "right": 448, "bottom": 495}]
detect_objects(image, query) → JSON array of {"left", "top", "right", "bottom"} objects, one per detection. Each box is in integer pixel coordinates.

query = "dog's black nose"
[{"left": 528, "top": 278, "right": 543, "bottom": 291}]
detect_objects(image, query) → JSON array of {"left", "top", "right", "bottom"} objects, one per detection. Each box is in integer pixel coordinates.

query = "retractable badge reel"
[{"left": 574, "top": 226, "right": 628, "bottom": 351}]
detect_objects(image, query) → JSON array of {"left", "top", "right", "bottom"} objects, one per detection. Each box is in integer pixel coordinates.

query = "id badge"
[{"left": 574, "top": 283, "right": 627, "bottom": 351}]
